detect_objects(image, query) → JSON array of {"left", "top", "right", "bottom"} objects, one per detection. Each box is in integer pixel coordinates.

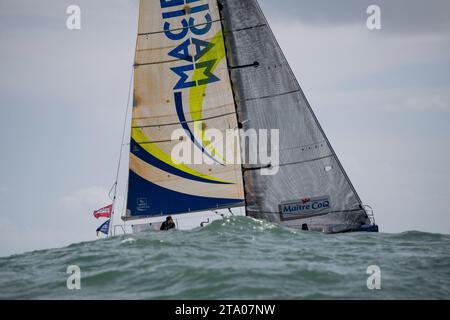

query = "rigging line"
[
  {"left": 110, "top": 67, "right": 134, "bottom": 236},
  {"left": 111, "top": 2, "right": 140, "bottom": 236},
  {"left": 108, "top": 182, "right": 117, "bottom": 201},
  {"left": 121, "top": 178, "right": 129, "bottom": 234}
]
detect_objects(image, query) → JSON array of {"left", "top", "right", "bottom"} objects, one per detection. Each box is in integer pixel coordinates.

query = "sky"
[{"left": 0, "top": 0, "right": 449, "bottom": 257}]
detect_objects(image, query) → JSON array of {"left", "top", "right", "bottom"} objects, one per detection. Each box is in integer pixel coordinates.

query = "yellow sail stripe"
[
  {"left": 131, "top": 121, "right": 231, "bottom": 184},
  {"left": 190, "top": 31, "right": 227, "bottom": 163}
]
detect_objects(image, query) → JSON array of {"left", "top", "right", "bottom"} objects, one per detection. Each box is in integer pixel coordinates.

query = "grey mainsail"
[{"left": 219, "top": 0, "right": 372, "bottom": 232}]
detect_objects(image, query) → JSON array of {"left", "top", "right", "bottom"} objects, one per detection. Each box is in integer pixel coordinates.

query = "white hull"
[{"left": 114, "top": 207, "right": 246, "bottom": 235}]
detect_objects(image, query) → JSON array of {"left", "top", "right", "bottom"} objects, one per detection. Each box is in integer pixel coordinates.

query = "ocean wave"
[{"left": 1, "top": 216, "right": 449, "bottom": 299}]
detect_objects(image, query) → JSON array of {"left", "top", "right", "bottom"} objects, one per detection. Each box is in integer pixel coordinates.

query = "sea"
[{"left": 0, "top": 216, "right": 449, "bottom": 300}]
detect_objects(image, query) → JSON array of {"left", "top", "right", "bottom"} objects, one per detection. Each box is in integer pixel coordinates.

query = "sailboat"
[{"left": 108, "top": 0, "right": 378, "bottom": 235}]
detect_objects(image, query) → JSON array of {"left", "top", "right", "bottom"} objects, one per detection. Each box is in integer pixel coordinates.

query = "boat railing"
[
  {"left": 114, "top": 225, "right": 126, "bottom": 235},
  {"left": 362, "top": 204, "right": 376, "bottom": 225}
]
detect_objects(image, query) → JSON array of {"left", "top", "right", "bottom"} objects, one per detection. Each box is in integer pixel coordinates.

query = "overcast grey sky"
[{"left": 1, "top": 0, "right": 449, "bottom": 257}]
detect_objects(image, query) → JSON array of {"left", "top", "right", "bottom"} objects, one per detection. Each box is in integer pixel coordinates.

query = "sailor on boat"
[{"left": 160, "top": 216, "right": 176, "bottom": 231}]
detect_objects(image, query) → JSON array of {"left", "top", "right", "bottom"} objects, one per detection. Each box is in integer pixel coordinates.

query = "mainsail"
[
  {"left": 218, "top": 0, "right": 371, "bottom": 232},
  {"left": 125, "top": 0, "right": 245, "bottom": 219}
]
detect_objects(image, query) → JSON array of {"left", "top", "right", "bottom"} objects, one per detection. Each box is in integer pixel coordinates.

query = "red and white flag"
[{"left": 93, "top": 204, "right": 113, "bottom": 219}]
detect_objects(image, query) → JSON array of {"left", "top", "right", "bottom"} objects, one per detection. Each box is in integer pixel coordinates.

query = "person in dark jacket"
[{"left": 160, "top": 216, "right": 176, "bottom": 231}]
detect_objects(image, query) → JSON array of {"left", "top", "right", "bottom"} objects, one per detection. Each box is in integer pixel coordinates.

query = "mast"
[
  {"left": 107, "top": 1, "right": 142, "bottom": 236},
  {"left": 109, "top": 68, "right": 134, "bottom": 237},
  {"left": 216, "top": 0, "right": 248, "bottom": 216}
]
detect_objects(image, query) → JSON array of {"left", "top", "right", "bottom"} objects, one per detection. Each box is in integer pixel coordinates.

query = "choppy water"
[{"left": 1, "top": 216, "right": 449, "bottom": 299}]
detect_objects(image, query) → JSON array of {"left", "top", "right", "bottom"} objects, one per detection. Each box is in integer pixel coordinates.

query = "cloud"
[
  {"left": 309, "top": 87, "right": 450, "bottom": 114},
  {"left": 58, "top": 186, "right": 111, "bottom": 211},
  {"left": 0, "top": 0, "right": 137, "bottom": 112},
  {"left": 272, "top": 22, "right": 450, "bottom": 86},
  {"left": 0, "top": 187, "right": 7, "bottom": 212},
  {"left": 0, "top": 216, "right": 72, "bottom": 257},
  {"left": 258, "top": 0, "right": 450, "bottom": 35},
  {"left": 57, "top": 185, "right": 120, "bottom": 236},
  {"left": 0, "top": 186, "right": 119, "bottom": 257},
  {"left": 268, "top": 22, "right": 450, "bottom": 113},
  {"left": 58, "top": 186, "right": 126, "bottom": 235},
  {"left": 384, "top": 90, "right": 450, "bottom": 112}
]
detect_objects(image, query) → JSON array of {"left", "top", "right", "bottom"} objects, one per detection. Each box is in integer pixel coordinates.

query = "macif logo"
[{"left": 161, "top": 0, "right": 219, "bottom": 90}]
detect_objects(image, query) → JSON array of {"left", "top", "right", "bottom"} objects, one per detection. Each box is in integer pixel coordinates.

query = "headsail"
[
  {"left": 125, "top": 0, "right": 245, "bottom": 219},
  {"left": 219, "top": 0, "right": 371, "bottom": 231}
]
